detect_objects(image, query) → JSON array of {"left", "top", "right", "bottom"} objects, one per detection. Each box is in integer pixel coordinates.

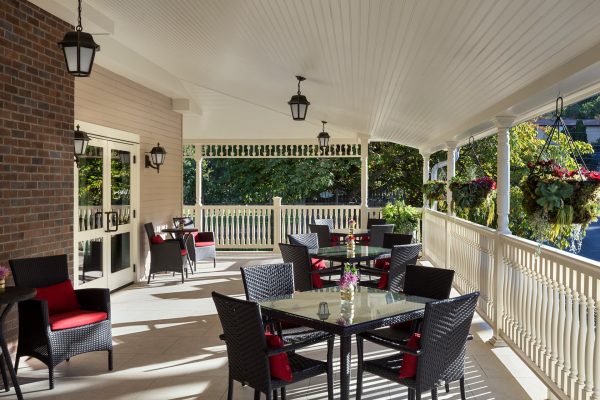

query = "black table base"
[{"left": 0, "top": 303, "right": 23, "bottom": 399}]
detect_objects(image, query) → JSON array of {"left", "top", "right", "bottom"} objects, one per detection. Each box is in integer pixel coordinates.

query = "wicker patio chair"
[
  {"left": 144, "top": 222, "right": 189, "bottom": 283},
  {"left": 382, "top": 233, "right": 413, "bottom": 248},
  {"left": 308, "top": 224, "right": 334, "bottom": 248},
  {"left": 8, "top": 254, "right": 113, "bottom": 389},
  {"left": 212, "top": 291, "right": 334, "bottom": 400},
  {"left": 356, "top": 291, "right": 479, "bottom": 400},
  {"left": 172, "top": 217, "right": 216, "bottom": 269},
  {"left": 240, "top": 263, "right": 334, "bottom": 345},
  {"left": 279, "top": 243, "right": 341, "bottom": 291},
  {"left": 367, "top": 218, "right": 387, "bottom": 228},
  {"left": 288, "top": 233, "right": 319, "bottom": 249},
  {"left": 313, "top": 218, "right": 334, "bottom": 229},
  {"left": 360, "top": 243, "right": 421, "bottom": 289},
  {"left": 367, "top": 224, "right": 395, "bottom": 247}
]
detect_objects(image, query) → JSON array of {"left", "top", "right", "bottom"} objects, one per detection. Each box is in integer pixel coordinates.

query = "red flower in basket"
[{"left": 588, "top": 171, "right": 600, "bottom": 181}]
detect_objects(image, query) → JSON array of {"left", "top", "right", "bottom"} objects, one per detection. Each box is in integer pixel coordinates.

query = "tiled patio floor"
[{"left": 8, "top": 253, "right": 547, "bottom": 399}]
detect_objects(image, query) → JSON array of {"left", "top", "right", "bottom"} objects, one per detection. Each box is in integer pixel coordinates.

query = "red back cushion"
[
  {"left": 310, "top": 258, "right": 326, "bottom": 289},
  {"left": 151, "top": 235, "right": 165, "bottom": 244},
  {"left": 377, "top": 272, "right": 389, "bottom": 289},
  {"left": 374, "top": 258, "right": 390, "bottom": 269},
  {"left": 265, "top": 332, "right": 293, "bottom": 381},
  {"left": 398, "top": 332, "right": 421, "bottom": 378},
  {"left": 35, "top": 280, "right": 80, "bottom": 316}
]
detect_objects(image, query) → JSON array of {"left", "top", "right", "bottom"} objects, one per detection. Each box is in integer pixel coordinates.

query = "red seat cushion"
[
  {"left": 195, "top": 241, "right": 215, "bottom": 247},
  {"left": 399, "top": 333, "right": 421, "bottom": 378},
  {"left": 150, "top": 235, "right": 165, "bottom": 244},
  {"left": 181, "top": 249, "right": 188, "bottom": 256},
  {"left": 265, "top": 332, "right": 292, "bottom": 381},
  {"left": 311, "top": 258, "right": 326, "bottom": 289},
  {"left": 35, "top": 280, "right": 80, "bottom": 316},
  {"left": 377, "top": 272, "right": 389, "bottom": 289},
  {"left": 374, "top": 258, "right": 390, "bottom": 269},
  {"left": 49, "top": 309, "right": 108, "bottom": 331},
  {"left": 359, "top": 235, "right": 371, "bottom": 243}
]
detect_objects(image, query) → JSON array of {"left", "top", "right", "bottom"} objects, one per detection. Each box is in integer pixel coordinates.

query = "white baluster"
[
  {"left": 557, "top": 283, "right": 566, "bottom": 370},
  {"left": 563, "top": 287, "right": 573, "bottom": 377},
  {"left": 571, "top": 291, "right": 580, "bottom": 381},
  {"left": 592, "top": 300, "right": 600, "bottom": 400},
  {"left": 545, "top": 275, "right": 554, "bottom": 362},
  {"left": 551, "top": 281, "right": 560, "bottom": 364},
  {"left": 585, "top": 296, "right": 595, "bottom": 395},
  {"left": 539, "top": 275, "right": 549, "bottom": 357},
  {"left": 578, "top": 292, "right": 587, "bottom": 386}
]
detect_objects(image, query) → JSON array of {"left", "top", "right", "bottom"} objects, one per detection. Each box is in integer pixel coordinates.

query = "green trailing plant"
[
  {"left": 422, "top": 180, "right": 446, "bottom": 202},
  {"left": 381, "top": 200, "right": 421, "bottom": 234},
  {"left": 520, "top": 159, "right": 600, "bottom": 240},
  {"left": 449, "top": 176, "right": 496, "bottom": 226}
]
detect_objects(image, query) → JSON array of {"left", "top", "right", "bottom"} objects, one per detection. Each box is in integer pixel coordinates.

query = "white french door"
[{"left": 74, "top": 126, "right": 140, "bottom": 291}]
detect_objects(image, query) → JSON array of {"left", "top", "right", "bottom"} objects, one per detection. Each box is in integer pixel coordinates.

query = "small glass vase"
[
  {"left": 0, "top": 279, "right": 5, "bottom": 290},
  {"left": 340, "top": 284, "right": 355, "bottom": 302},
  {"left": 346, "top": 238, "right": 355, "bottom": 252}
]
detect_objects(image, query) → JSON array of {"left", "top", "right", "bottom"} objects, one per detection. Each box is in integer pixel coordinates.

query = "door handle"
[{"left": 105, "top": 211, "right": 119, "bottom": 232}]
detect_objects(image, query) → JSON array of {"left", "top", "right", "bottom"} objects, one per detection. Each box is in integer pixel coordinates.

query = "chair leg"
[
  {"left": 147, "top": 273, "right": 151, "bottom": 284},
  {"left": 266, "top": 391, "right": 272, "bottom": 400},
  {"left": 445, "top": 381, "right": 450, "bottom": 393},
  {"left": 326, "top": 338, "right": 334, "bottom": 400},
  {"left": 49, "top": 367, "right": 54, "bottom": 390},
  {"left": 227, "top": 376, "right": 233, "bottom": 400},
  {"left": 415, "top": 389, "right": 421, "bottom": 400},
  {"left": 13, "top": 352, "right": 19, "bottom": 372},
  {"left": 281, "top": 387, "right": 286, "bottom": 400},
  {"left": 0, "top": 355, "right": 9, "bottom": 392},
  {"left": 408, "top": 389, "right": 415, "bottom": 400},
  {"left": 272, "top": 389, "right": 277, "bottom": 400},
  {"left": 460, "top": 377, "right": 467, "bottom": 400},
  {"left": 431, "top": 387, "right": 438, "bottom": 400},
  {"left": 356, "top": 336, "right": 364, "bottom": 400},
  {"left": 213, "top": 257, "right": 216, "bottom": 269},
  {"left": 108, "top": 349, "right": 113, "bottom": 370},
  {"left": 254, "top": 390, "right": 260, "bottom": 400}
]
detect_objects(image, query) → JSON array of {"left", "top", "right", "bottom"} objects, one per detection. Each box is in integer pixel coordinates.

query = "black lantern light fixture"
[
  {"left": 288, "top": 75, "right": 310, "bottom": 121},
  {"left": 145, "top": 143, "right": 167, "bottom": 173},
  {"left": 74, "top": 124, "right": 90, "bottom": 166},
  {"left": 317, "top": 121, "right": 330, "bottom": 148},
  {"left": 58, "top": 0, "right": 100, "bottom": 77}
]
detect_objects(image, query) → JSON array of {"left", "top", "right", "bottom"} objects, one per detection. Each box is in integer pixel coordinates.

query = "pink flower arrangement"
[
  {"left": 0, "top": 266, "right": 11, "bottom": 280},
  {"left": 338, "top": 263, "right": 358, "bottom": 289}
]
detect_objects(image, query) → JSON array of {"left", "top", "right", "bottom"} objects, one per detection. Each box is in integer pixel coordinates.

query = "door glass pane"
[
  {"left": 78, "top": 238, "right": 103, "bottom": 285},
  {"left": 111, "top": 233, "right": 130, "bottom": 273},
  {"left": 111, "top": 150, "right": 131, "bottom": 224},
  {"left": 78, "top": 145, "right": 103, "bottom": 232}
]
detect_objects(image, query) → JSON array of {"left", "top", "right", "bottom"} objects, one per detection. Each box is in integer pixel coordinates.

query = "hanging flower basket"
[
  {"left": 449, "top": 176, "right": 496, "bottom": 209},
  {"left": 422, "top": 180, "right": 446, "bottom": 201},
  {"left": 521, "top": 160, "right": 600, "bottom": 228}
]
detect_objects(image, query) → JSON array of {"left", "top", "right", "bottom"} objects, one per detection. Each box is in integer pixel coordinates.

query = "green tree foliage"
[
  {"left": 572, "top": 119, "right": 588, "bottom": 143},
  {"left": 183, "top": 158, "right": 196, "bottom": 205},
  {"left": 562, "top": 94, "right": 600, "bottom": 120}
]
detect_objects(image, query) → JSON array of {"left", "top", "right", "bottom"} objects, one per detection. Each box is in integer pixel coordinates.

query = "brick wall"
[{"left": 0, "top": 0, "right": 75, "bottom": 348}]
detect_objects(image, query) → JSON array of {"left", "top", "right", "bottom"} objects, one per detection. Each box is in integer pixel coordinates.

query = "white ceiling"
[{"left": 34, "top": 0, "right": 600, "bottom": 151}]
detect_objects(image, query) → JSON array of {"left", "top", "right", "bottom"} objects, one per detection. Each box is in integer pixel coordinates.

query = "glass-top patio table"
[
  {"left": 309, "top": 245, "right": 390, "bottom": 264},
  {"left": 259, "top": 287, "right": 432, "bottom": 400}
]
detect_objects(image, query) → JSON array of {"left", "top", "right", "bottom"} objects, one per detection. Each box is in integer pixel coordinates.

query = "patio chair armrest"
[
  {"left": 359, "top": 266, "right": 383, "bottom": 276},
  {"left": 18, "top": 299, "right": 50, "bottom": 331},
  {"left": 76, "top": 288, "right": 111, "bottom": 315},
  {"left": 359, "top": 331, "right": 421, "bottom": 355},
  {"left": 311, "top": 267, "right": 342, "bottom": 277},
  {"left": 266, "top": 333, "right": 335, "bottom": 355}
]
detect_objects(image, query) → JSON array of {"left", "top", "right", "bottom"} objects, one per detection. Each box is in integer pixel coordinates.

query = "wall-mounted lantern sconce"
[
  {"left": 74, "top": 124, "right": 90, "bottom": 167},
  {"left": 145, "top": 143, "right": 166, "bottom": 173},
  {"left": 58, "top": 0, "right": 100, "bottom": 77}
]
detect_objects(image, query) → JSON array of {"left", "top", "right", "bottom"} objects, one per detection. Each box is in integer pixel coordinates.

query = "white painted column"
[
  {"left": 360, "top": 135, "right": 369, "bottom": 229},
  {"left": 446, "top": 141, "right": 458, "bottom": 216},
  {"left": 489, "top": 116, "right": 514, "bottom": 347},
  {"left": 420, "top": 150, "right": 430, "bottom": 208},
  {"left": 495, "top": 116, "right": 514, "bottom": 235},
  {"left": 195, "top": 151, "right": 204, "bottom": 229},
  {"left": 273, "top": 196, "right": 282, "bottom": 253}
]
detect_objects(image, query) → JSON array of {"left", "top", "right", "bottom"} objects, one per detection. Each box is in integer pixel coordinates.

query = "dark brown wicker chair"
[
  {"left": 382, "top": 233, "right": 413, "bottom": 248},
  {"left": 360, "top": 243, "right": 421, "bottom": 289},
  {"left": 240, "top": 263, "right": 334, "bottom": 345},
  {"left": 367, "top": 218, "right": 387, "bottom": 228},
  {"left": 144, "top": 222, "right": 188, "bottom": 283},
  {"left": 367, "top": 224, "right": 395, "bottom": 247},
  {"left": 278, "top": 243, "right": 341, "bottom": 291},
  {"left": 8, "top": 254, "right": 113, "bottom": 389},
  {"left": 359, "top": 264, "right": 455, "bottom": 344},
  {"left": 212, "top": 291, "right": 334, "bottom": 400},
  {"left": 356, "top": 292, "right": 479, "bottom": 400},
  {"left": 288, "top": 233, "right": 319, "bottom": 249},
  {"left": 313, "top": 218, "right": 334, "bottom": 229},
  {"left": 308, "top": 224, "right": 333, "bottom": 248},
  {"left": 173, "top": 217, "right": 216, "bottom": 269}
]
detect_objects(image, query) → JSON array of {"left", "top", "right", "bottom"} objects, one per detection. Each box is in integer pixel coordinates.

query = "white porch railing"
[
  {"left": 182, "top": 200, "right": 384, "bottom": 250},
  {"left": 422, "top": 208, "right": 600, "bottom": 400}
]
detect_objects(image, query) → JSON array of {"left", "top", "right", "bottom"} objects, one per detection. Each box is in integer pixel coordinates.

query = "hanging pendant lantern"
[
  {"left": 58, "top": 0, "right": 100, "bottom": 77},
  {"left": 317, "top": 121, "right": 330, "bottom": 148},
  {"left": 288, "top": 76, "right": 310, "bottom": 121}
]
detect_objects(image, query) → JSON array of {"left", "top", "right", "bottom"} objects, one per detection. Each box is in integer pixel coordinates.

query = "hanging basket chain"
[
  {"left": 468, "top": 136, "right": 488, "bottom": 177},
  {"left": 534, "top": 96, "right": 588, "bottom": 176}
]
